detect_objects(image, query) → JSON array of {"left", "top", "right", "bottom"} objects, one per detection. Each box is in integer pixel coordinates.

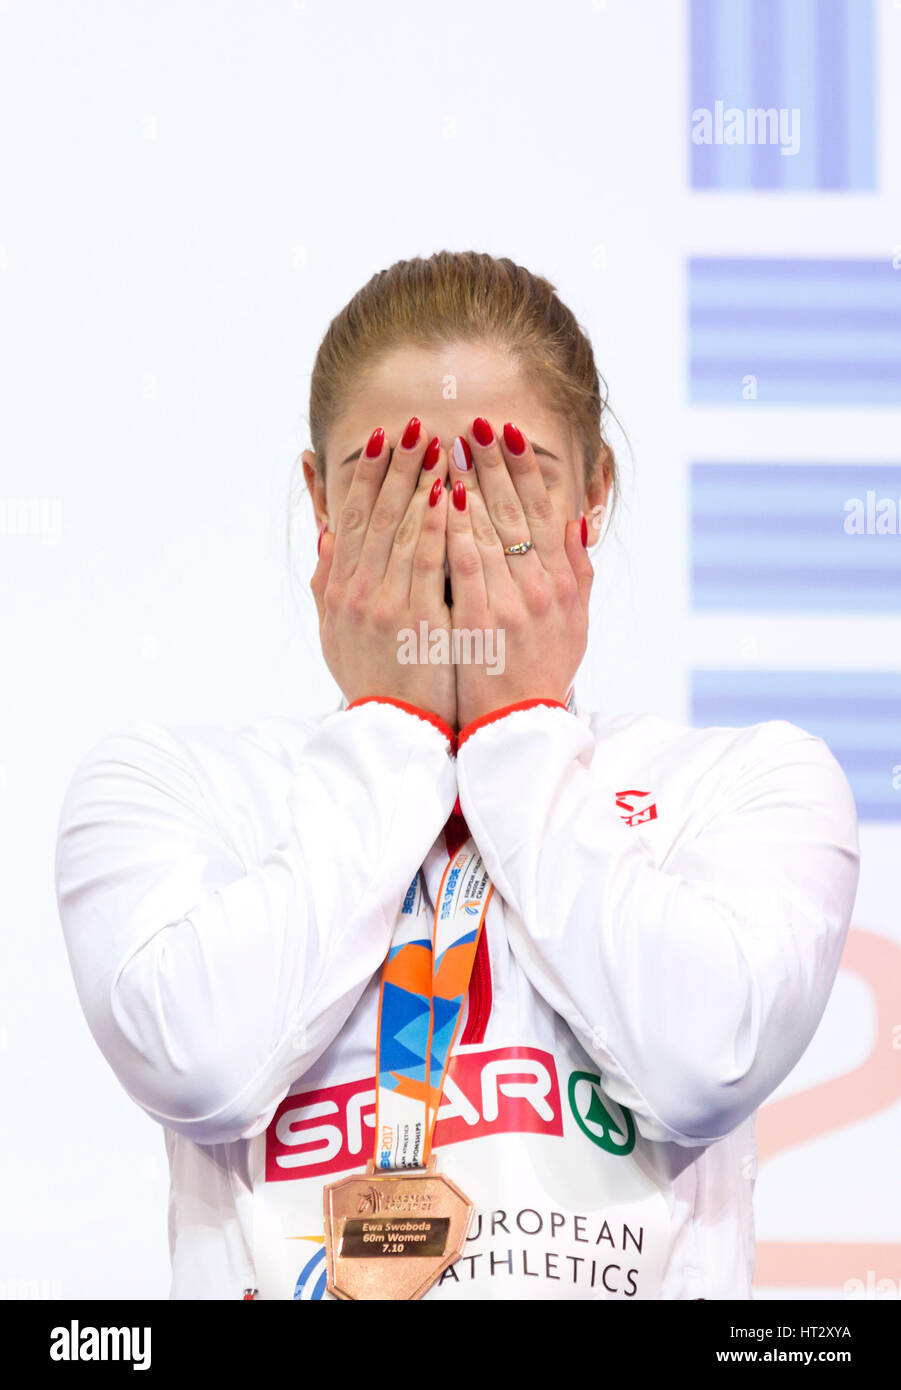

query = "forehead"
[{"left": 330, "top": 340, "right": 573, "bottom": 454}]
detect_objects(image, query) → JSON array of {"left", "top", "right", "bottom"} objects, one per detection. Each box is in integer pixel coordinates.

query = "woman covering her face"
[{"left": 55, "top": 250, "right": 860, "bottom": 1301}]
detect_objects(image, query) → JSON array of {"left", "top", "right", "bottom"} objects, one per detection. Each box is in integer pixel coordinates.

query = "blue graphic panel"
[
  {"left": 690, "top": 0, "right": 876, "bottom": 190},
  {"left": 691, "top": 670, "right": 901, "bottom": 821},
  {"left": 689, "top": 259, "right": 901, "bottom": 405},
  {"left": 691, "top": 463, "right": 901, "bottom": 611}
]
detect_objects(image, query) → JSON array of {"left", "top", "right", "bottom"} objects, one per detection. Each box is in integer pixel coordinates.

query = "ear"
[
  {"left": 582, "top": 444, "right": 613, "bottom": 545},
  {"left": 301, "top": 449, "right": 330, "bottom": 531}
]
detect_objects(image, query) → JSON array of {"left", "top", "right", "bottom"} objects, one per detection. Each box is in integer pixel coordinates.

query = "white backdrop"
[{"left": 1, "top": 0, "right": 898, "bottom": 1300}]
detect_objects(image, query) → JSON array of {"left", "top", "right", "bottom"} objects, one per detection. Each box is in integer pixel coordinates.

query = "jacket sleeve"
[
  {"left": 54, "top": 698, "right": 457, "bottom": 1146},
  {"left": 455, "top": 700, "right": 860, "bottom": 1148}
]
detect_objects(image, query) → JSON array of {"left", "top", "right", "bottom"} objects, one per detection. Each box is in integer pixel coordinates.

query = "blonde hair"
[{"left": 305, "top": 249, "right": 618, "bottom": 511}]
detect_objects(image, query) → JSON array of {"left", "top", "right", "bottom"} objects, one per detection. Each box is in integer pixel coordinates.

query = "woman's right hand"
[{"left": 311, "top": 420, "right": 456, "bottom": 730}]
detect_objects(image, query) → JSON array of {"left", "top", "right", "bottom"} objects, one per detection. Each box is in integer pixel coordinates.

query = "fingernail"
[
  {"left": 453, "top": 436, "right": 472, "bottom": 471},
  {"left": 365, "top": 426, "right": 384, "bottom": 458},
  {"left": 423, "top": 435, "right": 441, "bottom": 469},
  {"left": 401, "top": 416, "right": 421, "bottom": 449},
  {"left": 452, "top": 479, "right": 467, "bottom": 511},
  {"left": 317, "top": 522, "right": 326, "bottom": 555},
  {"left": 580, "top": 513, "right": 588, "bottom": 548},
  {"left": 503, "top": 422, "right": 525, "bottom": 455},
  {"left": 428, "top": 478, "right": 443, "bottom": 507},
  {"left": 472, "top": 416, "right": 493, "bottom": 447}
]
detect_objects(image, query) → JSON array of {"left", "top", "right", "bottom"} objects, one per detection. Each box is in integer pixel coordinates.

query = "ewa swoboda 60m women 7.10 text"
[{"left": 54, "top": 251, "right": 859, "bottom": 1301}]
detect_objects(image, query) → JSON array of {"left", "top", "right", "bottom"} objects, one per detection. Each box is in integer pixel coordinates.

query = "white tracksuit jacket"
[{"left": 53, "top": 691, "right": 860, "bottom": 1300}]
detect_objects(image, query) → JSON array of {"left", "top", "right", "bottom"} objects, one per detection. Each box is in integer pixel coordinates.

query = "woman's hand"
[
  {"left": 446, "top": 419, "right": 593, "bottom": 730},
  {"left": 311, "top": 420, "right": 456, "bottom": 730}
]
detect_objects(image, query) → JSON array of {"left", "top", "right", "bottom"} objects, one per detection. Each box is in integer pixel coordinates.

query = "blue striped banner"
[
  {"left": 689, "top": 259, "right": 901, "bottom": 405},
  {"left": 690, "top": 670, "right": 901, "bottom": 822},
  {"left": 691, "top": 463, "right": 901, "bottom": 612},
  {"left": 690, "top": 0, "right": 876, "bottom": 190}
]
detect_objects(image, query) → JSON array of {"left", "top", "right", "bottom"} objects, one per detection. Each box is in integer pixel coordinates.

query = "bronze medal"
[
  {"left": 319, "top": 840, "right": 490, "bottom": 1301},
  {"left": 323, "top": 1156, "right": 474, "bottom": 1300}
]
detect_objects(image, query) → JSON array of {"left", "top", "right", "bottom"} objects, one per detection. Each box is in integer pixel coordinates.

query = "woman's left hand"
[{"left": 445, "top": 419, "right": 594, "bottom": 731}]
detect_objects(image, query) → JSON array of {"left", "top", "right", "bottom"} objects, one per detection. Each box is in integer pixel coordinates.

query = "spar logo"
[
  {"left": 568, "top": 1071, "right": 636, "bottom": 1155},
  {"left": 615, "top": 789, "right": 657, "bottom": 828},
  {"left": 266, "top": 1046, "right": 563, "bottom": 1181}
]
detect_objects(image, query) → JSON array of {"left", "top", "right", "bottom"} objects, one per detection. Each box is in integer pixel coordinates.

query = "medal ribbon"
[{"left": 373, "top": 837, "right": 493, "bottom": 1170}]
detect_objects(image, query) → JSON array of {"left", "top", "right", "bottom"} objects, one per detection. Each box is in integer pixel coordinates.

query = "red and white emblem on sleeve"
[{"left": 615, "top": 790, "right": 658, "bottom": 827}]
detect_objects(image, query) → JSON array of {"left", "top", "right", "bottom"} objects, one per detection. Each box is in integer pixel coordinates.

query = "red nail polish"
[
  {"left": 503, "top": 422, "right": 525, "bottom": 455},
  {"left": 580, "top": 513, "right": 588, "bottom": 547},
  {"left": 428, "top": 478, "right": 443, "bottom": 507},
  {"left": 423, "top": 435, "right": 440, "bottom": 469},
  {"left": 453, "top": 436, "right": 472, "bottom": 472},
  {"left": 365, "top": 426, "right": 384, "bottom": 458},
  {"left": 452, "top": 480, "right": 467, "bottom": 511},
  {"left": 401, "top": 416, "right": 421, "bottom": 449},
  {"left": 472, "top": 416, "right": 493, "bottom": 446},
  {"left": 317, "top": 522, "right": 326, "bottom": 555}
]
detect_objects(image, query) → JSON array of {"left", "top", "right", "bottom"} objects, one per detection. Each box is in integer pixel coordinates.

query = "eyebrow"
[{"left": 339, "top": 441, "right": 560, "bottom": 467}]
